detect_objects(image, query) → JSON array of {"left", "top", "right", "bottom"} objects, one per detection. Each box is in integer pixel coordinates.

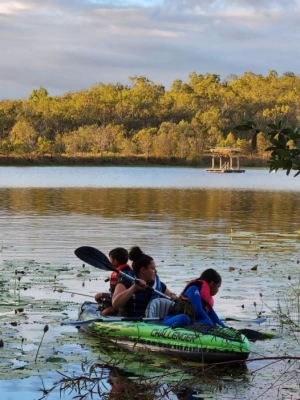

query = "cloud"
[{"left": 1, "top": 0, "right": 300, "bottom": 99}]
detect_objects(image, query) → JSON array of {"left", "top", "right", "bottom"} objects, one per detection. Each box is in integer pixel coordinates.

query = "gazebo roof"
[{"left": 209, "top": 148, "right": 241, "bottom": 156}]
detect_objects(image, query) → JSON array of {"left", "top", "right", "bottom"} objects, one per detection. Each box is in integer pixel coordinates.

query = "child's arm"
[
  {"left": 207, "top": 308, "right": 225, "bottom": 327},
  {"left": 184, "top": 285, "right": 213, "bottom": 323}
]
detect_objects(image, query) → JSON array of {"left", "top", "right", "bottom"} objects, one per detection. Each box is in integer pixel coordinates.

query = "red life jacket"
[
  {"left": 181, "top": 279, "right": 214, "bottom": 312},
  {"left": 110, "top": 264, "right": 132, "bottom": 293}
]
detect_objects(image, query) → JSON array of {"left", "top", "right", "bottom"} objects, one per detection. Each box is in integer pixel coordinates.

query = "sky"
[{"left": 1, "top": 0, "right": 300, "bottom": 100}]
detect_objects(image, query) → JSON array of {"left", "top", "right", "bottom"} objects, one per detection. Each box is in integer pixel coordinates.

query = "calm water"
[
  {"left": 1, "top": 166, "right": 300, "bottom": 400},
  {"left": 0, "top": 166, "right": 299, "bottom": 190},
  {"left": 0, "top": 167, "right": 299, "bottom": 267}
]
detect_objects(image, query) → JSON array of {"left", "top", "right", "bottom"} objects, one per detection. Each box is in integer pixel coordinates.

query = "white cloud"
[{"left": 1, "top": 0, "right": 300, "bottom": 99}]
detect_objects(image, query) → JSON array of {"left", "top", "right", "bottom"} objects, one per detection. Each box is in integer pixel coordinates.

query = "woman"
[
  {"left": 163, "top": 268, "right": 225, "bottom": 328},
  {"left": 112, "top": 246, "right": 175, "bottom": 317}
]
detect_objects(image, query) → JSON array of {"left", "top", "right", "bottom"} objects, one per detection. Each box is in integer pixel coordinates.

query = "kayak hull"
[{"left": 78, "top": 302, "right": 250, "bottom": 363}]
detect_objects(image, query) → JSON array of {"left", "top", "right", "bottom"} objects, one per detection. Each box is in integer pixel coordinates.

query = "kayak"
[{"left": 77, "top": 302, "right": 251, "bottom": 363}]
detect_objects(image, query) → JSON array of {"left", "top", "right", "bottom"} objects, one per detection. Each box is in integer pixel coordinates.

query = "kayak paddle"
[
  {"left": 74, "top": 246, "right": 171, "bottom": 300},
  {"left": 64, "top": 316, "right": 162, "bottom": 326},
  {"left": 238, "top": 328, "right": 276, "bottom": 342},
  {"left": 223, "top": 317, "right": 266, "bottom": 324}
]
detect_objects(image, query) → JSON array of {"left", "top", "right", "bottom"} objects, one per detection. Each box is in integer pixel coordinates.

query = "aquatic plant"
[{"left": 34, "top": 325, "right": 49, "bottom": 362}]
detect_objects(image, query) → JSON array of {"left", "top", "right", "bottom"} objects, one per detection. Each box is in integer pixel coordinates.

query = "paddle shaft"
[
  {"left": 74, "top": 246, "right": 172, "bottom": 300},
  {"left": 117, "top": 269, "right": 172, "bottom": 300},
  {"left": 68, "top": 314, "right": 266, "bottom": 324},
  {"left": 223, "top": 317, "right": 266, "bottom": 324},
  {"left": 55, "top": 289, "right": 94, "bottom": 298},
  {"left": 64, "top": 316, "right": 161, "bottom": 326}
]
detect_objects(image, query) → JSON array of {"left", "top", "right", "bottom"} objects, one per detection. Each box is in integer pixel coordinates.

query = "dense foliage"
[
  {"left": 1, "top": 70, "right": 300, "bottom": 164},
  {"left": 236, "top": 119, "right": 300, "bottom": 176}
]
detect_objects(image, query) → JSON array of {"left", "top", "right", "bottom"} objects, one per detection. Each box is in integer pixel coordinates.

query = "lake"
[{"left": 1, "top": 166, "right": 300, "bottom": 400}]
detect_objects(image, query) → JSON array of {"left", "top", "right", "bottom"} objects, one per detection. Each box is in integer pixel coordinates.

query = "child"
[
  {"left": 163, "top": 268, "right": 225, "bottom": 328},
  {"left": 94, "top": 247, "right": 131, "bottom": 316}
]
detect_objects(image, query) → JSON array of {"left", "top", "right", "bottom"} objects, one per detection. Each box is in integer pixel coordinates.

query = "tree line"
[{"left": 0, "top": 70, "right": 299, "bottom": 165}]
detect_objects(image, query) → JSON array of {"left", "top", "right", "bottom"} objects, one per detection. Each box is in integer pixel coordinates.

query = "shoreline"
[{"left": 0, "top": 155, "right": 269, "bottom": 168}]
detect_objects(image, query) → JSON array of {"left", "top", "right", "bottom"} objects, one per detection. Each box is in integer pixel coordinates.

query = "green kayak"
[{"left": 77, "top": 302, "right": 250, "bottom": 363}]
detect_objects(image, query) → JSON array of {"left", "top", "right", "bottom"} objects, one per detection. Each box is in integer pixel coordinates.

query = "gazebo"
[{"left": 206, "top": 148, "right": 245, "bottom": 173}]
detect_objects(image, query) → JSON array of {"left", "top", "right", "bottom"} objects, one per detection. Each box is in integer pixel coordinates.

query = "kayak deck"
[{"left": 77, "top": 302, "right": 250, "bottom": 363}]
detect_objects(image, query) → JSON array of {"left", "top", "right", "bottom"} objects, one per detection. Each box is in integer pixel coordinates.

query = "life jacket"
[
  {"left": 181, "top": 279, "right": 214, "bottom": 312},
  {"left": 119, "top": 273, "right": 163, "bottom": 317},
  {"left": 110, "top": 264, "right": 132, "bottom": 293},
  {"left": 168, "top": 279, "right": 213, "bottom": 319}
]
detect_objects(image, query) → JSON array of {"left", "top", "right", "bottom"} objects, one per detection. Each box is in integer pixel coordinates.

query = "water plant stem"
[
  {"left": 54, "top": 288, "right": 94, "bottom": 298},
  {"left": 34, "top": 325, "right": 49, "bottom": 362}
]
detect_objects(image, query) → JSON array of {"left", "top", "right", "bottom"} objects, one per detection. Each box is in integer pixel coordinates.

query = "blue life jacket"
[{"left": 119, "top": 273, "right": 163, "bottom": 317}]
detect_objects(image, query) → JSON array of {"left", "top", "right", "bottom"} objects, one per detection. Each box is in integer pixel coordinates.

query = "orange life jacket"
[{"left": 110, "top": 264, "right": 132, "bottom": 293}]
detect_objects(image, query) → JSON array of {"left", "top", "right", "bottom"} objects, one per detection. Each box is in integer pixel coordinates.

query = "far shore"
[{"left": 0, "top": 154, "right": 269, "bottom": 168}]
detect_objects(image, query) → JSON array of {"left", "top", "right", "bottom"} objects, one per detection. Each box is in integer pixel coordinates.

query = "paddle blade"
[
  {"left": 224, "top": 317, "right": 266, "bottom": 324},
  {"left": 238, "top": 328, "right": 276, "bottom": 342},
  {"left": 75, "top": 246, "right": 114, "bottom": 272},
  {"left": 64, "top": 318, "right": 104, "bottom": 327}
]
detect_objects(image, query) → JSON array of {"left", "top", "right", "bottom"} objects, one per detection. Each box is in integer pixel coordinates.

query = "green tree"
[
  {"left": 256, "top": 132, "right": 271, "bottom": 155},
  {"left": 9, "top": 119, "right": 38, "bottom": 159},
  {"left": 133, "top": 128, "right": 157, "bottom": 160},
  {"left": 63, "top": 126, "right": 94, "bottom": 156},
  {"left": 174, "top": 120, "right": 194, "bottom": 158},
  {"left": 54, "top": 134, "right": 65, "bottom": 156},
  {"left": 188, "top": 72, "right": 222, "bottom": 112},
  {"left": 28, "top": 87, "right": 49, "bottom": 102},
  {"left": 37, "top": 137, "right": 54, "bottom": 157},
  {"left": 126, "top": 76, "right": 165, "bottom": 130},
  {"left": 153, "top": 122, "right": 183, "bottom": 159},
  {"left": 0, "top": 100, "right": 21, "bottom": 137},
  {"left": 91, "top": 124, "right": 124, "bottom": 155},
  {"left": 192, "top": 107, "right": 224, "bottom": 149},
  {"left": 115, "top": 131, "right": 137, "bottom": 156},
  {"left": 217, "top": 132, "right": 236, "bottom": 148},
  {"left": 0, "top": 139, "right": 14, "bottom": 160},
  {"left": 160, "top": 79, "right": 197, "bottom": 124},
  {"left": 235, "top": 138, "right": 251, "bottom": 153}
]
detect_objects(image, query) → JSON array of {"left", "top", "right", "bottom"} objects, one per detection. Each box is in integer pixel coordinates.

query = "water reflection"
[
  {"left": 1, "top": 187, "right": 299, "bottom": 234},
  {"left": 0, "top": 187, "right": 299, "bottom": 227},
  {"left": 1, "top": 171, "right": 300, "bottom": 400},
  {"left": 1, "top": 186, "right": 300, "bottom": 278},
  {"left": 44, "top": 339, "right": 250, "bottom": 400}
]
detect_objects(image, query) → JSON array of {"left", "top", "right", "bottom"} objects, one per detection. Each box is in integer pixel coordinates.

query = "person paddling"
[
  {"left": 94, "top": 247, "right": 132, "bottom": 316},
  {"left": 163, "top": 268, "right": 225, "bottom": 328},
  {"left": 112, "top": 246, "right": 175, "bottom": 317}
]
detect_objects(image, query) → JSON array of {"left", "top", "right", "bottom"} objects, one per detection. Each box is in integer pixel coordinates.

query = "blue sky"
[{"left": 0, "top": 0, "right": 299, "bottom": 100}]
